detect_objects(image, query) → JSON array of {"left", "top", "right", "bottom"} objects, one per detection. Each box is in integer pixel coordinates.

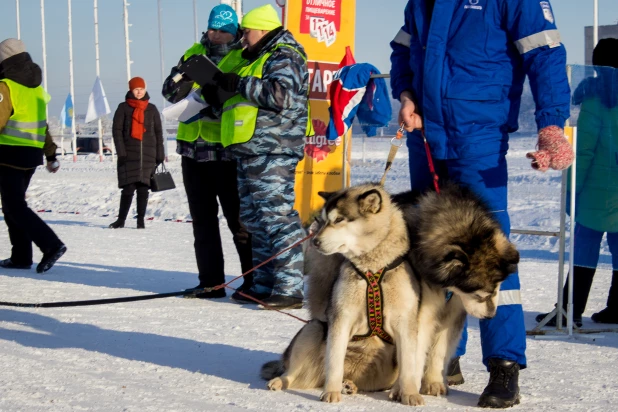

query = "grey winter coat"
[{"left": 112, "top": 92, "right": 164, "bottom": 188}]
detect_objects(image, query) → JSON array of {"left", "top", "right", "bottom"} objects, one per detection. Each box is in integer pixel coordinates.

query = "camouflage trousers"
[{"left": 237, "top": 155, "right": 305, "bottom": 299}]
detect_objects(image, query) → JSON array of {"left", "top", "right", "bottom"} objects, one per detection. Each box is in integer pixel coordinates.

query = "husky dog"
[
  {"left": 262, "top": 184, "right": 424, "bottom": 405},
  {"left": 393, "top": 182, "right": 520, "bottom": 396}
]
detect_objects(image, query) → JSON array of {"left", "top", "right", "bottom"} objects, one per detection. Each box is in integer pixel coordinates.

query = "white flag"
[{"left": 85, "top": 76, "right": 111, "bottom": 123}]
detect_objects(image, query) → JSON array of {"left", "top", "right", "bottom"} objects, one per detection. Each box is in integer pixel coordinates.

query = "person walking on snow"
[
  {"left": 109, "top": 77, "right": 164, "bottom": 230},
  {"left": 390, "top": 0, "right": 573, "bottom": 408},
  {"left": 0, "top": 38, "right": 67, "bottom": 273}
]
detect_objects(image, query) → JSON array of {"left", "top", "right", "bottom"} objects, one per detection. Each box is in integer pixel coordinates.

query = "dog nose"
[{"left": 313, "top": 238, "right": 321, "bottom": 247}]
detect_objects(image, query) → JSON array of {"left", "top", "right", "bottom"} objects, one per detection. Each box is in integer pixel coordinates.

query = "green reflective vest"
[
  {"left": 176, "top": 44, "right": 246, "bottom": 144},
  {"left": 220, "top": 44, "right": 314, "bottom": 148},
  {"left": 0, "top": 78, "right": 48, "bottom": 149}
]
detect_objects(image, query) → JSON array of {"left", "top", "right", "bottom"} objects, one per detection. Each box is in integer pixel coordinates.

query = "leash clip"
[{"left": 390, "top": 123, "right": 405, "bottom": 147}]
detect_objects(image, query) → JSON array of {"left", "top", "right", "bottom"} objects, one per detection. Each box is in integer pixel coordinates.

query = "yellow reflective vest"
[
  {"left": 219, "top": 44, "right": 313, "bottom": 148},
  {"left": 0, "top": 78, "right": 48, "bottom": 149},
  {"left": 176, "top": 44, "right": 246, "bottom": 144}
]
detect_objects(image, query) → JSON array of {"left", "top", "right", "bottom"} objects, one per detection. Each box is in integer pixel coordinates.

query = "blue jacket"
[{"left": 390, "top": 0, "right": 571, "bottom": 159}]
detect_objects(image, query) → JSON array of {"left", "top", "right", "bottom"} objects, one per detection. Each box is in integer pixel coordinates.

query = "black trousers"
[
  {"left": 0, "top": 165, "right": 62, "bottom": 265},
  {"left": 181, "top": 157, "right": 253, "bottom": 288}
]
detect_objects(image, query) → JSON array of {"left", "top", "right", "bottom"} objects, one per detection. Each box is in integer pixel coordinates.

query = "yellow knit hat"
[{"left": 241, "top": 4, "right": 282, "bottom": 31}]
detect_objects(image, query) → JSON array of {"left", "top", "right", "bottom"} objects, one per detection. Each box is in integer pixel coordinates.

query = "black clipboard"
[{"left": 179, "top": 54, "right": 237, "bottom": 103}]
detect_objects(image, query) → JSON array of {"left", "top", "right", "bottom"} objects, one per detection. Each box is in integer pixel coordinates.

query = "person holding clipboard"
[
  {"left": 209, "top": 4, "right": 313, "bottom": 310},
  {"left": 161, "top": 4, "right": 253, "bottom": 299}
]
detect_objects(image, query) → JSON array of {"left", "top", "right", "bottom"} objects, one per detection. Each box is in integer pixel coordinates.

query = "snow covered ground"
[{"left": 1, "top": 136, "right": 617, "bottom": 411}]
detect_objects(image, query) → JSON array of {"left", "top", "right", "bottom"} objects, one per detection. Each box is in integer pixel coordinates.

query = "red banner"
[
  {"left": 300, "top": 0, "right": 342, "bottom": 36},
  {"left": 308, "top": 61, "right": 340, "bottom": 100}
]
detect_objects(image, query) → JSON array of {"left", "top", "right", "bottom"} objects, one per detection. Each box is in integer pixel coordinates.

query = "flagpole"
[
  {"left": 40, "top": 0, "right": 48, "bottom": 118},
  {"left": 158, "top": 0, "right": 168, "bottom": 160},
  {"left": 94, "top": 0, "right": 104, "bottom": 162},
  {"left": 68, "top": 0, "right": 77, "bottom": 162},
  {"left": 193, "top": 0, "right": 198, "bottom": 43},
  {"left": 123, "top": 0, "right": 132, "bottom": 82},
  {"left": 15, "top": 0, "right": 21, "bottom": 39}
]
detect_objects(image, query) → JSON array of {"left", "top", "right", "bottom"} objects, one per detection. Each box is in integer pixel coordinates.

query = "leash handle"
[{"left": 380, "top": 123, "right": 406, "bottom": 186}]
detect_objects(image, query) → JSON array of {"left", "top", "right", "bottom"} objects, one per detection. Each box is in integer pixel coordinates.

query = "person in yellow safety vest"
[
  {"left": 0, "top": 38, "right": 67, "bottom": 274},
  {"left": 209, "top": 4, "right": 311, "bottom": 310},
  {"left": 161, "top": 4, "right": 253, "bottom": 299}
]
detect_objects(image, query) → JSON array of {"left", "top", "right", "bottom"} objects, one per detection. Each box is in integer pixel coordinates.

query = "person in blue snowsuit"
[{"left": 390, "top": 0, "right": 574, "bottom": 408}]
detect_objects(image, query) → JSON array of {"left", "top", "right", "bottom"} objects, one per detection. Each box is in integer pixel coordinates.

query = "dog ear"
[
  {"left": 318, "top": 191, "right": 335, "bottom": 201},
  {"left": 500, "top": 243, "right": 520, "bottom": 275},
  {"left": 443, "top": 248, "right": 469, "bottom": 275},
  {"left": 358, "top": 189, "right": 382, "bottom": 214}
]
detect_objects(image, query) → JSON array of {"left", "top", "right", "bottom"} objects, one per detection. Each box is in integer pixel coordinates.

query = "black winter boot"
[
  {"left": 592, "top": 270, "right": 618, "bottom": 324},
  {"left": 478, "top": 359, "right": 520, "bottom": 408},
  {"left": 109, "top": 192, "right": 133, "bottom": 229},
  {"left": 447, "top": 356, "right": 465, "bottom": 385},
  {"left": 136, "top": 188, "right": 149, "bottom": 229},
  {"left": 535, "top": 266, "right": 595, "bottom": 327}
]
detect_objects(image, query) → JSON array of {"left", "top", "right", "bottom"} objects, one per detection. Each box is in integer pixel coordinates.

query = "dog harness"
[{"left": 350, "top": 256, "right": 405, "bottom": 345}]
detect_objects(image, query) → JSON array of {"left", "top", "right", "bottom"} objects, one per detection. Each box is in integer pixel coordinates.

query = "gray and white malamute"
[{"left": 261, "top": 182, "right": 519, "bottom": 404}]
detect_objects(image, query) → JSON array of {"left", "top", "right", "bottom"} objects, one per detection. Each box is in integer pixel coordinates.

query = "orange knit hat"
[{"left": 129, "top": 77, "right": 146, "bottom": 90}]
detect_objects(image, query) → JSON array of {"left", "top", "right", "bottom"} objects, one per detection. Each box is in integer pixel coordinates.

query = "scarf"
[
  {"left": 125, "top": 91, "right": 149, "bottom": 140},
  {"left": 200, "top": 30, "right": 243, "bottom": 65},
  {"left": 0, "top": 52, "right": 42, "bottom": 88}
]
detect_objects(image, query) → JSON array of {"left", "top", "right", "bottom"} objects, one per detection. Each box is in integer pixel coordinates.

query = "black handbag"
[{"left": 150, "top": 163, "right": 176, "bottom": 192}]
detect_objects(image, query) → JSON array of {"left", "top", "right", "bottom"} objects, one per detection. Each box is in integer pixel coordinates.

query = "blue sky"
[{"left": 1, "top": 0, "right": 617, "bottom": 116}]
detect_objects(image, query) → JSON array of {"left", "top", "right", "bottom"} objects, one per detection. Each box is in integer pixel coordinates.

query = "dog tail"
[{"left": 260, "top": 360, "right": 285, "bottom": 380}]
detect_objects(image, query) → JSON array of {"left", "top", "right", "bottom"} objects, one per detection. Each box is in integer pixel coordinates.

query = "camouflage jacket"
[{"left": 228, "top": 30, "right": 309, "bottom": 160}]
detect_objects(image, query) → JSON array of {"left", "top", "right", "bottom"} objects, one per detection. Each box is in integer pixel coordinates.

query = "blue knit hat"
[{"left": 208, "top": 4, "right": 239, "bottom": 35}]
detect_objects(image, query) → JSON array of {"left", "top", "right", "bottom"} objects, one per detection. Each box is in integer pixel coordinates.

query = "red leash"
[
  {"left": 197, "top": 233, "right": 314, "bottom": 324},
  {"left": 421, "top": 128, "right": 440, "bottom": 194}
]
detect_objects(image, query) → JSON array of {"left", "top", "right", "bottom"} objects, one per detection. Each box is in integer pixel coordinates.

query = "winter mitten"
[
  {"left": 214, "top": 72, "right": 241, "bottom": 93},
  {"left": 526, "top": 126, "right": 574, "bottom": 172}
]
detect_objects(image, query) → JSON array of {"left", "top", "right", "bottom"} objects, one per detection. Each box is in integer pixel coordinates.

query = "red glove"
[{"left": 526, "top": 126, "right": 574, "bottom": 171}]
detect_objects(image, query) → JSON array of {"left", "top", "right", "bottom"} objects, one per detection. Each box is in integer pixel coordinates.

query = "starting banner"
[{"left": 284, "top": 0, "right": 356, "bottom": 224}]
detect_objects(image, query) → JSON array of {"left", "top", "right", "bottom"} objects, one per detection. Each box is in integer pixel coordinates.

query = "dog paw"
[
  {"left": 400, "top": 393, "right": 425, "bottom": 406},
  {"left": 341, "top": 379, "right": 358, "bottom": 395},
  {"left": 267, "top": 377, "right": 284, "bottom": 391},
  {"left": 420, "top": 381, "right": 447, "bottom": 396},
  {"left": 320, "top": 391, "right": 342, "bottom": 403}
]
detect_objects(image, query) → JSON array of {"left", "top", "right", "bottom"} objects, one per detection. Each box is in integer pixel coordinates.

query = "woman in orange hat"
[{"left": 109, "top": 77, "right": 164, "bottom": 229}]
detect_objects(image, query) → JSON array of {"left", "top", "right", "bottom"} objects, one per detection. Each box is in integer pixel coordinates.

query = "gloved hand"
[
  {"left": 526, "top": 126, "right": 574, "bottom": 172},
  {"left": 156, "top": 159, "right": 164, "bottom": 167},
  {"left": 201, "top": 84, "right": 222, "bottom": 108},
  {"left": 214, "top": 72, "right": 241, "bottom": 93},
  {"left": 46, "top": 159, "right": 60, "bottom": 173}
]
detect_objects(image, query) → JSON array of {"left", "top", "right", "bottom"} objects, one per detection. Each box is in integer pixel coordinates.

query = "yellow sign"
[{"left": 285, "top": 0, "right": 356, "bottom": 223}]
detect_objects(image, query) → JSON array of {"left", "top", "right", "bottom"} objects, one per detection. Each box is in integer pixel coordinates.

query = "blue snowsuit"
[{"left": 390, "top": 0, "right": 571, "bottom": 369}]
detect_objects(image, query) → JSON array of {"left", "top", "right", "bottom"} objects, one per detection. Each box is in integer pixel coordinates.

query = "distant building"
[{"left": 584, "top": 23, "right": 618, "bottom": 65}]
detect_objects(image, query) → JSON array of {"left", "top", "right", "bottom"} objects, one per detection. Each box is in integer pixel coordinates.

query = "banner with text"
[{"left": 285, "top": 0, "right": 356, "bottom": 224}]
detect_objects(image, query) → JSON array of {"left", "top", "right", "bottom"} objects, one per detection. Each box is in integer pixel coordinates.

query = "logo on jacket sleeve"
[
  {"left": 540, "top": 2, "right": 554, "bottom": 23},
  {"left": 464, "top": 0, "right": 482, "bottom": 10}
]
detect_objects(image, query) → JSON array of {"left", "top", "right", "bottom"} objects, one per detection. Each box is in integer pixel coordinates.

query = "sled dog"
[
  {"left": 262, "top": 184, "right": 424, "bottom": 405},
  {"left": 261, "top": 182, "right": 520, "bottom": 404},
  {"left": 394, "top": 182, "right": 520, "bottom": 396}
]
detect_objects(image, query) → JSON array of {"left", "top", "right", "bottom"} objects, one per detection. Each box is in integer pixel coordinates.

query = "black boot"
[
  {"left": 535, "top": 266, "right": 595, "bottom": 327},
  {"left": 592, "top": 270, "right": 618, "bottom": 324},
  {"left": 233, "top": 231, "right": 254, "bottom": 292},
  {"left": 478, "top": 359, "right": 520, "bottom": 408},
  {"left": 447, "top": 356, "right": 465, "bottom": 385},
  {"left": 136, "top": 187, "right": 149, "bottom": 229},
  {"left": 109, "top": 192, "right": 133, "bottom": 229}
]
